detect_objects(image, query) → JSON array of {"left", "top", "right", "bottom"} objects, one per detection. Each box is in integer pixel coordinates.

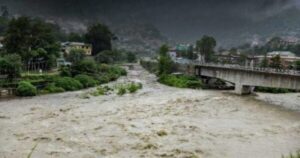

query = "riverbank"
[{"left": 0, "top": 64, "right": 299, "bottom": 158}]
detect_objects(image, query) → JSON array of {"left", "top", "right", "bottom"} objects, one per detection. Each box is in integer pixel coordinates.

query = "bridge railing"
[{"left": 189, "top": 62, "right": 300, "bottom": 76}]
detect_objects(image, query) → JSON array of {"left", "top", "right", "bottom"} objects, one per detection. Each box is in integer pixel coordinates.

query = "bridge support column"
[{"left": 235, "top": 84, "right": 254, "bottom": 95}]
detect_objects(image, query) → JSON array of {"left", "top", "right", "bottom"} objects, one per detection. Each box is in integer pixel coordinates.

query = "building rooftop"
[
  {"left": 267, "top": 51, "right": 296, "bottom": 57},
  {"left": 61, "top": 42, "right": 91, "bottom": 47}
]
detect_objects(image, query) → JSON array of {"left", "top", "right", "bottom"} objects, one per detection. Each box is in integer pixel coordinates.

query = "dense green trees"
[
  {"left": 85, "top": 23, "right": 113, "bottom": 55},
  {"left": 3, "top": 17, "right": 60, "bottom": 69},
  {"left": 196, "top": 35, "right": 216, "bottom": 63}
]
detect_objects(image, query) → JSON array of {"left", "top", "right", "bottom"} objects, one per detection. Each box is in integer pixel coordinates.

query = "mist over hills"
[{"left": 2, "top": 0, "right": 300, "bottom": 48}]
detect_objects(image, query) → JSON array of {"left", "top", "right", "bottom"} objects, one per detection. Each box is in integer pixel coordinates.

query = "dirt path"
[{"left": 0, "top": 64, "right": 299, "bottom": 158}]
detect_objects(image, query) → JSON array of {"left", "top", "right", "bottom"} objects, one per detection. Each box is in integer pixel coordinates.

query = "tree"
[
  {"left": 295, "top": 61, "right": 300, "bottom": 71},
  {"left": 68, "top": 32, "right": 84, "bottom": 42},
  {"left": 3, "top": 17, "right": 60, "bottom": 69},
  {"left": 159, "top": 44, "right": 169, "bottom": 56},
  {"left": 85, "top": 23, "right": 113, "bottom": 56},
  {"left": 269, "top": 55, "right": 282, "bottom": 69},
  {"left": 0, "top": 54, "right": 22, "bottom": 80},
  {"left": 71, "top": 58, "right": 98, "bottom": 76},
  {"left": 127, "top": 52, "right": 137, "bottom": 63},
  {"left": 95, "top": 50, "right": 117, "bottom": 64},
  {"left": 196, "top": 35, "right": 216, "bottom": 63},
  {"left": 260, "top": 53, "right": 268, "bottom": 68},
  {"left": 66, "top": 49, "right": 86, "bottom": 64},
  {"left": 158, "top": 45, "right": 173, "bottom": 75},
  {"left": 0, "top": 17, "right": 9, "bottom": 36},
  {"left": 188, "top": 45, "right": 197, "bottom": 60}
]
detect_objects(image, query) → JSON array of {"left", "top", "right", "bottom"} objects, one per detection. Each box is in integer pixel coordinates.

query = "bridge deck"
[{"left": 193, "top": 64, "right": 300, "bottom": 77}]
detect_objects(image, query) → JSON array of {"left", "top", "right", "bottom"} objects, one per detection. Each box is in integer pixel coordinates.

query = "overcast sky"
[{"left": 1, "top": 0, "right": 300, "bottom": 44}]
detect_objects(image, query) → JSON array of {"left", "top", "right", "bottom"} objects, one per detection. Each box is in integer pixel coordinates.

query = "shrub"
[
  {"left": 108, "top": 66, "right": 127, "bottom": 76},
  {"left": 71, "top": 58, "right": 98, "bottom": 76},
  {"left": 16, "top": 81, "right": 37, "bottom": 96},
  {"left": 128, "top": 83, "right": 139, "bottom": 93},
  {"left": 43, "top": 83, "right": 65, "bottom": 93},
  {"left": 95, "top": 74, "right": 110, "bottom": 84},
  {"left": 117, "top": 87, "right": 127, "bottom": 96},
  {"left": 66, "top": 48, "right": 86, "bottom": 64},
  {"left": 75, "top": 74, "right": 97, "bottom": 88},
  {"left": 60, "top": 66, "right": 72, "bottom": 77},
  {"left": 128, "top": 83, "right": 143, "bottom": 93},
  {"left": 54, "top": 77, "right": 83, "bottom": 91},
  {"left": 158, "top": 74, "right": 202, "bottom": 89}
]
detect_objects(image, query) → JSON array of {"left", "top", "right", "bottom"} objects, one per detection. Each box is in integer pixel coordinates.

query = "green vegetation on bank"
[
  {"left": 158, "top": 74, "right": 202, "bottom": 89},
  {"left": 16, "top": 81, "right": 37, "bottom": 97},
  {"left": 15, "top": 62, "right": 126, "bottom": 96},
  {"left": 141, "top": 44, "right": 203, "bottom": 89},
  {"left": 255, "top": 86, "right": 297, "bottom": 93}
]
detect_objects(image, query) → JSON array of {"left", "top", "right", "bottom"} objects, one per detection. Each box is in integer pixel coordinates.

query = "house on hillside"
[{"left": 61, "top": 42, "right": 92, "bottom": 56}]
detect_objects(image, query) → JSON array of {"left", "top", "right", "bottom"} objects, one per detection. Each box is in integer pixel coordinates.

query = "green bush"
[
  {"left": 108, "top": 66, "right": 127, "bottom": 76},
  {"left": 75, "top": 74, "right": 97, "bottom": 88},
  {"left": 128, "top": 83, "right": 139, "bottom": 93},
  {"left": 54, "top": 77, "right": 83, "bottom": 91},
  {"left": 117, "top": 87, "right": 127, "bottom": 96},
  {"left": 95, "top": 74, "right": 110, "bottom": 84},
  {"left": 128, "top": 83, "right": 143, "bottom": 93},
  {"left": 60, "top": 66, "right": 72, "bottom": 77},
  {"left": 43, "top": 83, "right": 65, "bottom": 93},
  {"left": 71, "top": 58, "right": 98, "bottom": 76},
  {"left": 158, "top": 74, "right": 202, "bottom": 89},
  {"left": 16, "top": 81, "right": 37, "bottom": 96}
]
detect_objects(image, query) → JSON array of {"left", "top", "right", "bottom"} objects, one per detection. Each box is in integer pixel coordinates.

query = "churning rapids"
[{"left": 0, "top": 64, "right": 299, "bottom": 158}]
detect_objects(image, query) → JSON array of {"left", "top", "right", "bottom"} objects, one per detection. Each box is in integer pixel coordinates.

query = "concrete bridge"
[{"left": 179, "top": 64, "right": 300, "bottom": 94}]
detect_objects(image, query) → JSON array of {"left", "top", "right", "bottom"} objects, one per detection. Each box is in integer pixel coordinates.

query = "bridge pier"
[{"left": 235, "top": 84, "right": 254, "bottom": 95}]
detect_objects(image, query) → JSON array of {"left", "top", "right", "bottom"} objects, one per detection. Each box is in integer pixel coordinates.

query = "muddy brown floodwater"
[{"left": 0, "top": 64, "right": 299, "bottom": 158}]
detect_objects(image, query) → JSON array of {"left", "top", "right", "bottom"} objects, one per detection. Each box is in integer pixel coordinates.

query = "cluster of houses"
[{"left": 168, "top": 44, "right": 300, "bottom": 69}]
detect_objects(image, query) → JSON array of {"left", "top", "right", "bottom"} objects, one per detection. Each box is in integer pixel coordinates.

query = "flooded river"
[{"left": 0, "top": 64, "right": 299, "bottom": 158}]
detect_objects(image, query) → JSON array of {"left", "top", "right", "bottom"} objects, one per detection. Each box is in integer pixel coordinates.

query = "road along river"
[{"left": 0, "top": 64, "right": 299, "bottom": 158}]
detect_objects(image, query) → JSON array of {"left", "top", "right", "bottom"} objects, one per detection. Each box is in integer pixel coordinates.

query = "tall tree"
[
  {"left": 260, "top": 53, "right": 268, "bottom": 68},
  {"left": 196, "top": 35, "right": 216, "bottom": 63},
  {"left": 3, "top": 17, "right": 60, "bottom": 69},
  {"left": 269, "top": 55, "right": 282, "bottom": 69},
  {"left": 158, "top": 45, "right": 173, "bottom": 75},
  {"left": 85, "top": 23, "right": 113, "bottom": 56}
]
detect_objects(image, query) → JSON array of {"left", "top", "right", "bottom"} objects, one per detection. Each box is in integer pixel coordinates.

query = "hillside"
[{"left": 112, "top": 23, "right": 168, "bottom": 56}]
